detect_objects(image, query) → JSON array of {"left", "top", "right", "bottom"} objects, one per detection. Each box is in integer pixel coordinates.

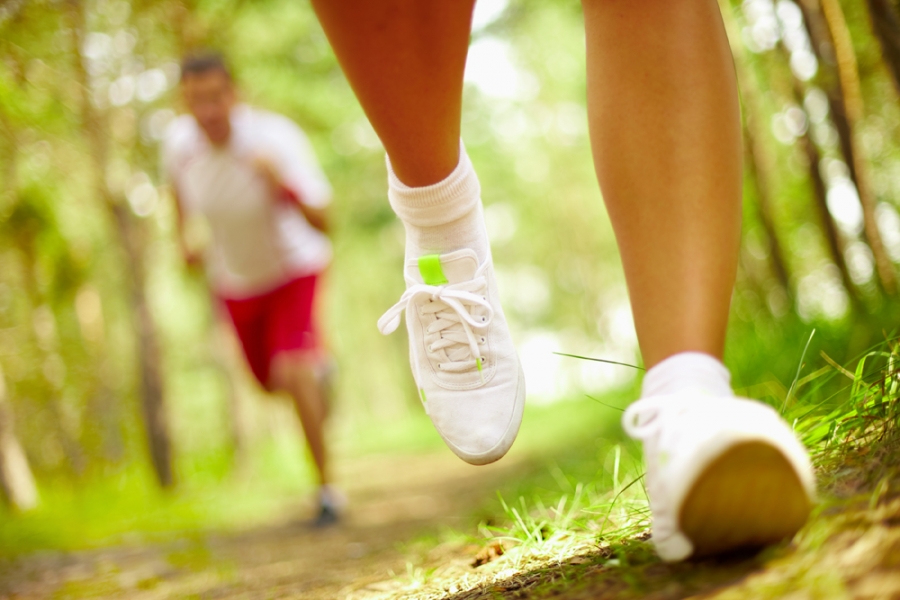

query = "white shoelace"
[{"left": 378, "top": 277, "right": 494, "bottom": 373}]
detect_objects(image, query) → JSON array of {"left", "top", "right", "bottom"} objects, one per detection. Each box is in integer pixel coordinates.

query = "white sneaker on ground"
[
  {"left": 378, "top": 249, "right": 525, "bottom": 465},
  {"left": 623, "top": 394, "right": 816, "bottom": 561}
]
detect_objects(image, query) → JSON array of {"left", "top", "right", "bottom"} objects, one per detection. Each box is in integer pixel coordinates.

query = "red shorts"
[{"left": 219, "top": 274, "right": 321, "bottom": 389}]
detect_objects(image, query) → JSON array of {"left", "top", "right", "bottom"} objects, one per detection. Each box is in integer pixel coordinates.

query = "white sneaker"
[
  {"left": 378, "top": 249, "right": 525, "bottom": 465},
  {"left": 623, "top": 394, "right": 816, "bottom": 561}
]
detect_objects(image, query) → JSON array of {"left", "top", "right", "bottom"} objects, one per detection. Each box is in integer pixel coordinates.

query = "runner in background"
[{"left": 162, "top": 52, "right": 341, "bottom": 526}]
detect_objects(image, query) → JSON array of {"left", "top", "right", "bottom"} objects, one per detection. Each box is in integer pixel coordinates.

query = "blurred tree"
[
  {"left": 866, "top": 0, "right": 900, "bottom": 95},
  {"left": 0, "top": 363, "right": 38, "bottom": 511},
  {"left": 799, "top": 0, "right": 897, "bottom": 295},
  {"left": 66, "top": 0, "right": 174, "bottom": 488},
  {"left": 820, "top": 0, "right": 897, "bottom": 295}
]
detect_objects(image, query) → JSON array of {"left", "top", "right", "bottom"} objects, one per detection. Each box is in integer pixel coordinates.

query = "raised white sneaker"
[
  {"left": 623, "top": 394, "right": 816, "bottom": 561},
  {"left": 378, "top": 249, "right": 525, "bottom": 465}
]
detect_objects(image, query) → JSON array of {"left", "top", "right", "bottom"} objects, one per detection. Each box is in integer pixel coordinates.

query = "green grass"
[{"left": 381, "top": 334, "right": 900, "bottom": 599}]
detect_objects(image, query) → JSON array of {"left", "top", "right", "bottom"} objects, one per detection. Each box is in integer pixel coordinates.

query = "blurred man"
[{"left": 162, "top": 52, "right": 340, "bottom": 525}]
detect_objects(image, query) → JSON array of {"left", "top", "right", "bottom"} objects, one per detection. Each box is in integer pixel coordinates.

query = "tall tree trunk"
[
  {"left": 789, "top": 71, "right": 865, "bottom": 309},
  {"left": 865, "top": 0, "right": 900, "bottom": 98},
  {"left": 0, "top": 364, "right": 39, "bottom": 511},
  {"left": 797, "top": 120, "right": 865, "bottom": 308},
  {"left": 110, "top": 203, "right": 173, "bottom": 487},
  {"left": 801, "top": 0, "right": 898, "bottom": 295},
  {"left": 67, "top": 0, "right": 174, "bottom": 487},
  {"left": 726, "top": 0, "right": 839, "bottom": 308}
]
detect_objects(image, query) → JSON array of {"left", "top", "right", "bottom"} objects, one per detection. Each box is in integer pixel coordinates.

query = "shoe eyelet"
[
  {"left": 481, "top": 317, "right": 486, "bottom": 323},
  {"left": 437, "top": 363, "right": 442, "bottom": 369},
  {"left": 479, "top": 337, "right": 485, "bottom": 344}
]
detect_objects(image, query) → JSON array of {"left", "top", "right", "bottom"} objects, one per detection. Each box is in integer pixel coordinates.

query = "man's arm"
[{"left": 253, "top": 156, "right": 330, "bottom": 234}]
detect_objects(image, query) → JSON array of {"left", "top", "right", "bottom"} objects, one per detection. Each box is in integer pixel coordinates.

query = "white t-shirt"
[{"left": 162, "top": 104, "right": 332, "bottom": 298}]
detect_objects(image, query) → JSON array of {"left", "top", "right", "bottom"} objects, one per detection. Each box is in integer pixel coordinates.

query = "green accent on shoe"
[
  {"left": 476, "top": 357, "right": 483, "bottom": 373},
  {"left": 419, "top": 388, "right": 427, "bottom": 404},
  {"left": 418, "top": 254, "right": 449, "bottom": 286}
]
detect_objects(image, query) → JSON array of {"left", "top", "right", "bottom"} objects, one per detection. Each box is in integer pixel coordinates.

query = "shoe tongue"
[{"left": 413, "top": 249, "right": 479, "bottom": 285}]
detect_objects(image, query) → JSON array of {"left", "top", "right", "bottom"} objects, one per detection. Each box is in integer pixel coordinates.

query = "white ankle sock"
[
  {"left": 640, "top": 352, "right": 734, "bottom": 398},
  {"left": 386, "top": 140, "right": 490, "bottom": 264}
]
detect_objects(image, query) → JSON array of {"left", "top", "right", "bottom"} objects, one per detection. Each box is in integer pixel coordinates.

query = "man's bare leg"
[{"left": 269, "top": 353, "right": 328, "bottom": 487}]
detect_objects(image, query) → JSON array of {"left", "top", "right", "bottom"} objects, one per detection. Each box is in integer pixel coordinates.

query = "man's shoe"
[
  {"left": 378, "top": 249, "right": 525, "bottom": 465},
  {"left": 311, "top": 485, "right": 344, "bottom": 528},
  {"left": 312, "top": 502, "right": 339, "bottom": 528},
  {"left": 623, "top": 394, "right": 816, "bottom": 561}
]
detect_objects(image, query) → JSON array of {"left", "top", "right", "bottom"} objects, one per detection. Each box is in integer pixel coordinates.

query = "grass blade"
[
  {"left": 782, "top": 329, "right": 816, "bottom": 413},
  {"left": 553, "top": 352, "right": 646, "bottom": 371}
]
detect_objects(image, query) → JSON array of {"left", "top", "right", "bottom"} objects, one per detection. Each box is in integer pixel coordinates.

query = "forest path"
[
  {"left": 2, "top": 443, "right": 900, "bottom": 599},
  {"left": 0, "top": 450, "right": 527, "bottom": 599}
]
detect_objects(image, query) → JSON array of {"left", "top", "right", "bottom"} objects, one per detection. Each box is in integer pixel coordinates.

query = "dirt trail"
[
  {"left": 2, "top": 445, "right": 900, "bottom": 599},
  {"left": 0, "top": 451, "right": 527, "bottom": 599}
]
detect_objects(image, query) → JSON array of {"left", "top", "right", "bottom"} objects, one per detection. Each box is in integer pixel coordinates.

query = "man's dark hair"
[{"left": 180, "top": 51, "right": 232, "bottom": 82}]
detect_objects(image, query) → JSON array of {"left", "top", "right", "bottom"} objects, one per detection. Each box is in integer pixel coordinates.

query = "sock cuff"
[
  {"left": 640, "top": 351, "right": 733, "bottom": 398},
  {"left": 386, "top": 140, "right": 481, "bottom": 227}
]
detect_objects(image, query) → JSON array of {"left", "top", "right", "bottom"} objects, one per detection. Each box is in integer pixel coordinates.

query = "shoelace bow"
[{"left": 378, "top": 277, "right": 494, "bottom": 372}]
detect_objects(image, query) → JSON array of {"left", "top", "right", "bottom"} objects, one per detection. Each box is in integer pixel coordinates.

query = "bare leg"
[
  {"left": 270, "top": 353, "right": 328, "bottom": 486},
  {"left": 315, "top": 0, "right": 739, "bottom": 369},
  {"left": 582, "top": 0, "right": 742, "bottom": 369},
  {"left": 311, "top": 0, "right": 475, "bottom": 186},
  {"left": 313, "top": 1, "right": 526, "bottom": 467}
]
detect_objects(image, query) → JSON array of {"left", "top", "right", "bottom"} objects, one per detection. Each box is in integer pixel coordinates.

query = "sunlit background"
[{"left": 0, "top": 0, "right": 898, "bottom": 551}]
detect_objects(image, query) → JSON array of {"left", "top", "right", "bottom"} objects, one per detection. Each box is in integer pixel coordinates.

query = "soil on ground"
[{"left": 1, "top": 447, "right": 898, "bottom": 599}]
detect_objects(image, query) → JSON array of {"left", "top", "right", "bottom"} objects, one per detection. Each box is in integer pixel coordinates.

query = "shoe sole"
[{"left": 679, "top": 441, "right": 812, "bottom": 558}]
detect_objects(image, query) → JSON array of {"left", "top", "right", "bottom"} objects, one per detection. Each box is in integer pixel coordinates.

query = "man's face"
[{"left": 181, "top": 69, "right": 235, "bottom": 146}]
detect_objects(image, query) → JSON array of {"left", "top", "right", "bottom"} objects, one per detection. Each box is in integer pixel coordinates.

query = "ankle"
[
  {"left": 386, "top": 139, "right": 479, "bottom": 227},
  {"left": 387, "top": 140, "right": 490, "bottom": 263}
]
